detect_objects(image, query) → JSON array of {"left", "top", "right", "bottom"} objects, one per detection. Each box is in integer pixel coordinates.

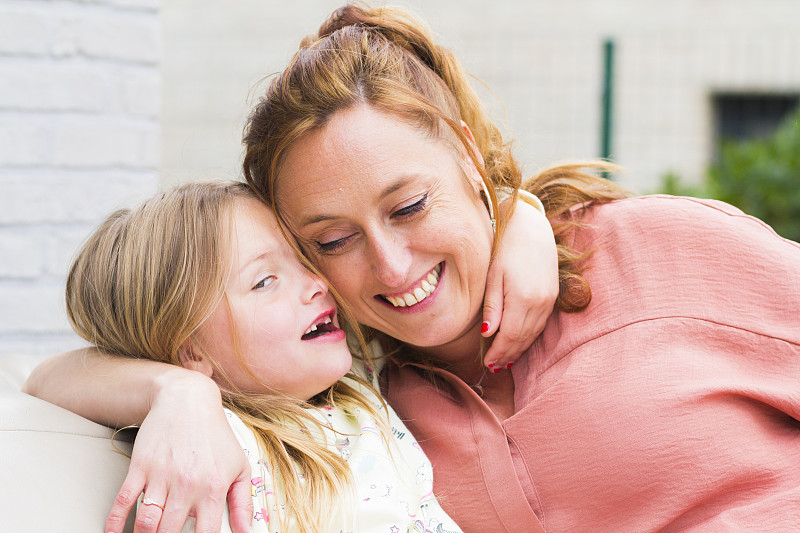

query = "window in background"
[{"left": 713, "top": 93, "right": 800, "bottom": 157}]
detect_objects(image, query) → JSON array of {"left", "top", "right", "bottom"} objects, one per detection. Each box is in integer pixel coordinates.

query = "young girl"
[{"left": 66, "top": 180, "right": 463, "bottom": 532}]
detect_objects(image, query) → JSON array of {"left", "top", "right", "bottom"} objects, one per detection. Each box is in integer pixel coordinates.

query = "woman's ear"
[
  {"left": 460, "top": 120, "right": 486, "bottom": 187},
  {"left": 177, "top": 341, "right": 214, "bottom": 378}
]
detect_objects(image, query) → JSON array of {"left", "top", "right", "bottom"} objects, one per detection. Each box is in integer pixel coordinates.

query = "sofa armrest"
[{"left": 0, "top": 355, "right": 135, "bottom": 532}]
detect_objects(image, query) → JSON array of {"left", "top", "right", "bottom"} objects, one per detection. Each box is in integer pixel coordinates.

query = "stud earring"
[{"left": 479, "top": 179, "right": 496, "bottom": 234}]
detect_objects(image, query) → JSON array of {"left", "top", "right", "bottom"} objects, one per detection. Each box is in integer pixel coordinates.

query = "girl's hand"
[
  {"left": 105, "top": 371, "right": 253, "bottom": 533},
  {"left": 482, "top": 195, "right": 558, "bottom": 370}
]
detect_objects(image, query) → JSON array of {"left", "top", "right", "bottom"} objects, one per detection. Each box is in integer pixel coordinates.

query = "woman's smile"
[{"left": 378, "top": 263, "right": 442, "bottom": 309}]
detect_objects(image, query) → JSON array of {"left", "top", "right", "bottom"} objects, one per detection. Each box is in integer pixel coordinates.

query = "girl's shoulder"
[
  {"left": 346, "top": 337, "right": 386, "bottom": 388},
  {"left": 222, "top": 408, "right": 281, "bottom": 532},
  {"left": 224, "top": 407, "right": 259, "bottom": 453}
]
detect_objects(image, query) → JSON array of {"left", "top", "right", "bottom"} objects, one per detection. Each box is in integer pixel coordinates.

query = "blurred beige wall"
[
  {"left": 2, "top": 0, "right": 798, "bottom": 356},
  {"left": 160, "top": 0, "right": 800, "bottom": 193}
]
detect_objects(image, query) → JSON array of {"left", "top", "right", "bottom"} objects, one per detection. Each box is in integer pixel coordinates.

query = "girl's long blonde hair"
[
  {"left": 243, "top": 2, "right": 631, "bottom": 316},
  {"left": 67, "top": 181, "right": 386, "bottom": 532}
]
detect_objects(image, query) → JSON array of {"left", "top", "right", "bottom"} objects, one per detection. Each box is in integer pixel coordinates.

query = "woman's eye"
[
  {"left": 252, "top": 275, "right": 276, "bottom": 290},
  {"left": 392, "top": 193, "right": 428, "bottom": 218},
  {"left": 316, "top": 235, "right": 351, "bottom": 254}
]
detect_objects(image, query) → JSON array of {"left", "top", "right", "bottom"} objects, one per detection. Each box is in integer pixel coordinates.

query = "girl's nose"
[{"left": 299, "top": 267, "right": 329, "bottom": 303}]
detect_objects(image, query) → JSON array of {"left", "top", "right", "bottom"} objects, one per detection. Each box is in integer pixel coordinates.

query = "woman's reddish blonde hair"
[{"left": 243, "top": 2, "right": 629, "bottom": 312}]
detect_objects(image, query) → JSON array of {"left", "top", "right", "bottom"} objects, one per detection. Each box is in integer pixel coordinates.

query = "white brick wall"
[{"left": 0, "top": 0, "right": 161, "bottom": 357}]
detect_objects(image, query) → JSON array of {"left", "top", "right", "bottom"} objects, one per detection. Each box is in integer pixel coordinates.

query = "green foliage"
[
  {"left": 657, "top": 107, "right": 800, "bottom": 242},
  {"left": 658, "top": 171, "right": 707, "bottom": 198}
]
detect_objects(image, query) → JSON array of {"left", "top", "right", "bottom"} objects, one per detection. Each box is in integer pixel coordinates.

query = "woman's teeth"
[
  {"left": 385, "top": 264, "right": 441, "bottom": 307},
  {"left": 304, "top": 315, "right": 332, "bottom": 336}
]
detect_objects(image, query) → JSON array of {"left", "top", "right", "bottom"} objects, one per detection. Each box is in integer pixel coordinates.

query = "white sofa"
[{"left": 0, "top": 354, "right": 135, "bottom": 532}]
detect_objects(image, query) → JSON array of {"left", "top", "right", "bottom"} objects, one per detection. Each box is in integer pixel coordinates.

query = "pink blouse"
[{"left": 382, "top": 196, "right": 800, "bottom": 532}]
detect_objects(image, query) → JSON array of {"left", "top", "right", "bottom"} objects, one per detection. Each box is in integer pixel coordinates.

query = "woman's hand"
[
  {"left": 24, "top": 349, "right": 253, "bottom": 532},
  {"left": 481, "top": 196, "right": 559, "bottom": 370},
  {"left": 105, "top": 371, "right": 253, "bottom": 533}
]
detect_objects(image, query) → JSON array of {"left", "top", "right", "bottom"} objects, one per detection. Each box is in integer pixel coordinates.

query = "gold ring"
[{"left": 141, "top": 497, "right": 165, "bottom": 511}]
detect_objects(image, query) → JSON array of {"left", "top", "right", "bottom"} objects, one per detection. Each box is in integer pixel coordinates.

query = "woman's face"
[
  {"left": 194, "top": 198, "right": 352, "bottom": 400},
  {"left": 276, "top": 105, "right": 494, "bottom": 357}
]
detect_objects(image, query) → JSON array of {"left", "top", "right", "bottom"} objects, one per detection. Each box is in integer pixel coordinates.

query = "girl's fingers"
[{"left": 482, "top": 263, "right": 505, "bottom": 340}]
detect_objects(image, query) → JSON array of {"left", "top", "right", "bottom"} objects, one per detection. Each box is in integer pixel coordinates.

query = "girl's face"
[
  {"left": 276, "top": 105, "right": 494, "bottom": 361},
  {"left": 194, "top": 198, "right": 352, "bottom": 401}
]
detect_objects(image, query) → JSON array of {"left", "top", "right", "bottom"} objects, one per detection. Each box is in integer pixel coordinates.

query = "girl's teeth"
[
  {"left": 403, "top": 293, "right": 417, "bottom": 306},
  {"left": 421, "top": 280, "right": 432, "bottom": 292},
  {"left": 304, "top": 315, "right": 333, "bottom": 334},
  {"left": 413, "top": 288, "right": 426, "bottom": 301}
]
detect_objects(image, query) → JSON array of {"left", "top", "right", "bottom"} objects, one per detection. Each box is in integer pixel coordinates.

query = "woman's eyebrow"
[
  {"left": 379, "top": 178, "right": 411, "bottom": 200},
  {"left": 299, "top": 178, "right": 414, "bottom": 227}
]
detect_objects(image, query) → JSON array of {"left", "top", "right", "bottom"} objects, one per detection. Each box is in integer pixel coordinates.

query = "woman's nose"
[{"left": 367, "top": 230, "right": 412, "bottom": 288}]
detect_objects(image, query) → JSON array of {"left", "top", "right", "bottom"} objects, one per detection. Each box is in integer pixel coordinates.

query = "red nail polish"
[
  {"left": 493, "top": 368, "right": 500, "bottom": 374},
  {"left": 487, "top": 362, "right": 495, "bottom": 368},
  {"left": 506, "top": 362, "right": 514, "bottom": 369},
  {"left": 481, "top": 321, "right": 489, "bottom": 333}
]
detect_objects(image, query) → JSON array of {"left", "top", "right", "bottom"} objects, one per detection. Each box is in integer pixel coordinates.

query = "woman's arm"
[
  {"left": 481, "top": 195, "right": 559, "bottom": 369},
  {"left": 23, "top": 350, "right": 253, "bottom": 533},
  {"left": 23, "top": 348, "right": 195, "bottom": 427}
]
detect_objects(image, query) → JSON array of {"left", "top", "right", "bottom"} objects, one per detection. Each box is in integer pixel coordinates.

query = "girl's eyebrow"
[{"left": 238, "top": 251, "right": 270, "bottom": 274}]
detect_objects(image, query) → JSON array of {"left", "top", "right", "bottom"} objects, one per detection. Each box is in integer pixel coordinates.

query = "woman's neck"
[
  {"left": 409, "top": 322, "right": 517, "bottom": 420},
  {"left": 413, "top": 320, "right": 486, "bottom": 384}
]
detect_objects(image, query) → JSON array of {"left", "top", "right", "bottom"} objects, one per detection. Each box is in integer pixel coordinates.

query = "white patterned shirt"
[{"left": 224, "top": 371, "right": 462, "bottom": 533}]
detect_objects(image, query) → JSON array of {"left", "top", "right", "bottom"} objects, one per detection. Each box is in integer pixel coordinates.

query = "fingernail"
[
  {"left": 493, "top": 368, "right": 500, "bottom": 374},
  {"left": 506, "top": 362, "right": 514, "bottom": 369},
  {"left": 487, "top": 362, "right": 495, "bottom": 368},
  {"left": 481, "top": 321, "right": 489, "bottom": 333}
]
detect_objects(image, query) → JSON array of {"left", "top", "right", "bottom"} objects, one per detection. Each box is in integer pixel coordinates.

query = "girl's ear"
[{"left": 177, "top": 341, "right": 214, "bottom": 378}]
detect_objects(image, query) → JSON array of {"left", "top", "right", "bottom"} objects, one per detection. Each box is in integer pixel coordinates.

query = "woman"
[{"left": 27, "top": 3, "right": 800, "bottom": 532}]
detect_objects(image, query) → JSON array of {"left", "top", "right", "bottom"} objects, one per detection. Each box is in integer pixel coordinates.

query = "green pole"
[{"left": 601, "top": 38, "right": 615, "bottom": 165}]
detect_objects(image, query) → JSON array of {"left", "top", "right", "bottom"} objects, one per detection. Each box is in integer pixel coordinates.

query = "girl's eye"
[
  {"left": 252, "top": 275, "right": 276, "bottom": 290},
  {"left": 392, "top": 193, "right": 428, "bottom": 218}
]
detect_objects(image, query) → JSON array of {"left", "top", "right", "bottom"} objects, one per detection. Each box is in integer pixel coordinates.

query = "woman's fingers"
[
  {"left": 106, "top": 471, "right": 145, "bottom": 533},
  {"left": 134, "top": 489, "right": 168, "bottom": 533},
  {"left": 191, "top": 485, "right": 228, "bottom": 533},
  {"left": 105, "top": 374, "right": 249, "bottom": 533},
  {"left": 226, "top": 473, "right": 255, "bottom": 533},
  {"left": 150, "top": 494, "right": 192, "bottom": 533}
]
